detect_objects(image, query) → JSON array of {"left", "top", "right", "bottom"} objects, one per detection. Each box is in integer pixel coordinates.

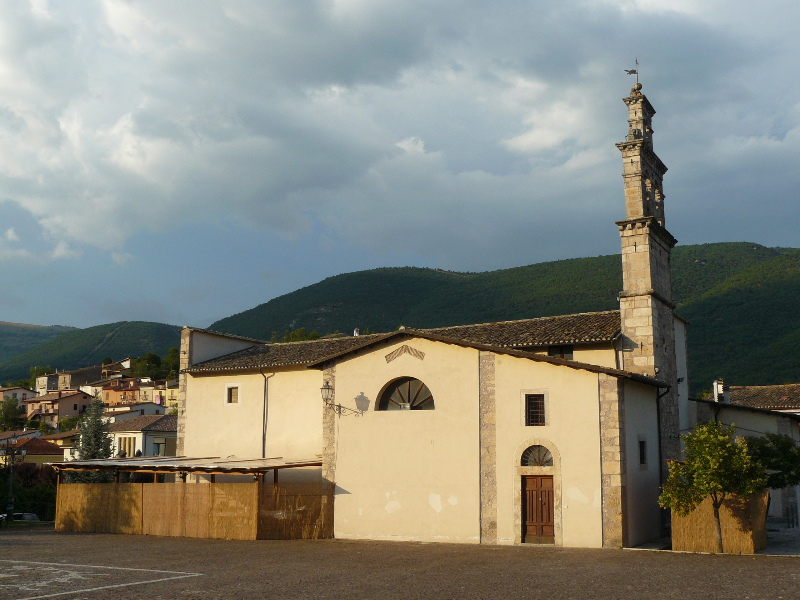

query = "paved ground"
[{"left": 1, "top": 528, "right": 800, "bottom": 599}]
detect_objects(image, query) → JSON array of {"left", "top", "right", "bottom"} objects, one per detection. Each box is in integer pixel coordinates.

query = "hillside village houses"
[
  {"left": 23, "top": 390, "right": 93, "bottom": 429},
  {"left": 0, "top": 386, "right": 36, "bottom": 402}
]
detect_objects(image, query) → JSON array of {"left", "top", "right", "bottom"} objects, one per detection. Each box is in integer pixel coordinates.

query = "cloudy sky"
[{"left": 0, "top": 0, "right": 798, "bottom": 329}]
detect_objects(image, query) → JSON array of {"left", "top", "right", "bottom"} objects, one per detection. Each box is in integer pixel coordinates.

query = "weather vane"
[{"left": 624, "top": 58, "right": 639, "bottom": 84}]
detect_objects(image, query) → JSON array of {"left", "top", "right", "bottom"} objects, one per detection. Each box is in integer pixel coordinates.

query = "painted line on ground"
[
  {"left": 0, "top": 560, "right": 201, "bottom": 575},
  {"left": 0, "top": 560, "right": 203, "bottom": 600}
]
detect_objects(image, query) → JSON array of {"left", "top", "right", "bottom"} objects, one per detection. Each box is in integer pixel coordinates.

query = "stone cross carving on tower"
[{"left": 615, "top": 82, "right": 681, "bottom": 466}]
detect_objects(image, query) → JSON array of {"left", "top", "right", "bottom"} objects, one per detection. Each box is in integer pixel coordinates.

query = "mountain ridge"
[{"left": 210, "top": 242, "right": 800, "bottom": 394}]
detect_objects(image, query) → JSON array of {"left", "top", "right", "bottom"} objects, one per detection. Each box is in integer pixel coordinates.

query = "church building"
[{"left": 177, "top": 83, "right": 688, "bottom": 549}]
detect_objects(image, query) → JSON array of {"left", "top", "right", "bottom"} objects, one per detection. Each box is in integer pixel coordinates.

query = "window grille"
[
  {"left": 521, "top": 445, "right": 553, "bottom": 467},
  {"left": 525, "top": 394, "right": 545, "bottom": 426},
  {"left": 378, "top": 377, "right": 435, "bottom": 411}
]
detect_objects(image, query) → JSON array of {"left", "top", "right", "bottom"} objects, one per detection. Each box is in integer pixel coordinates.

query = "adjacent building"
[{"left": 109, "top": 414, "right": 177, "bottom": 458}]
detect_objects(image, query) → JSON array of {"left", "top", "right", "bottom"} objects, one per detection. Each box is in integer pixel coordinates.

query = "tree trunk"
[{"left": 712, "top": 499, "right": 724, "bottom": 554}]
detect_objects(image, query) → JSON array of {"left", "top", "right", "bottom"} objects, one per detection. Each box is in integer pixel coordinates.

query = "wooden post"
[
  {"left": 210, "top": 474, "right": 216, "bottom": 483},
  {"left": 273, "top": 469, "right": 278, "bottom": 484},
  {"left": 114, "top": 470, "right": 119, "bottom": 483}
]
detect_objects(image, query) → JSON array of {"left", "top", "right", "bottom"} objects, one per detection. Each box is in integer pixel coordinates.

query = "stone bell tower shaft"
[{"left": 615, "top": 82, "right": 680, "bottom": 464}]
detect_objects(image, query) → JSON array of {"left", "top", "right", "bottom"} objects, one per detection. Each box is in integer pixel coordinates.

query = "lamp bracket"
[{"left": 324, "top": 398, "right": 364, "bottom": 417}]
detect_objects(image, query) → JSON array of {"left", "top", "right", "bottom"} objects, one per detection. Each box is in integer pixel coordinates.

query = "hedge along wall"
[
  {"left": 671, "top": 489, "right": 769, "bottom": 554},
  {"left": 56, "top": 482, "right": 332, "bottom": 540}
]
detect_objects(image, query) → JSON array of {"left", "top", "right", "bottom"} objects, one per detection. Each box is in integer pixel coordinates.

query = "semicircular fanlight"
[
  {"left": 521, "top": 445, "right": 554, "bottom": 467},
  {"left": 378, "top": 377, "right": 435, "bottom": 411}
]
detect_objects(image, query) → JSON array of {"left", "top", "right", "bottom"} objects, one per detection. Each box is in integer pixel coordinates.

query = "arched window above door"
[
  {"left": 378, "top": 377, "right": 435, "bottom": 411},
  {"left": 521, "top": 445, "right": 553, "bottom": 467}
]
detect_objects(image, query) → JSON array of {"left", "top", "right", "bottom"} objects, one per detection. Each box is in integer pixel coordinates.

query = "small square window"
[
  {"left": 227, "top": 387, "right": 239, "bottom": 404},
  {"left": 73, "top": 404, "right": 78, "bottom": 410},
  {"left": 525, "top": 394, "right": 545, "bottom": 426},
  {"left": 639, "top": 440, "right": 647, "bottom": 466}
]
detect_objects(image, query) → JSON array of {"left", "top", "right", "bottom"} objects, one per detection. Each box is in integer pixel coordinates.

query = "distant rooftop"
[{"left": 730, "top": 383, "right": 800, "bottom": 410}]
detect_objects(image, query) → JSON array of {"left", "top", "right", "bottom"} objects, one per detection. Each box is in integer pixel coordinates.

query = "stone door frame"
[{"left": 512, "top": 437, "right": 562, "bottom": 546}]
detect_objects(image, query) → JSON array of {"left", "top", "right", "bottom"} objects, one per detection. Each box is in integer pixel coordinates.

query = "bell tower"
[{"left": 616, "top": 82, "right": 680, "bottom": 463}]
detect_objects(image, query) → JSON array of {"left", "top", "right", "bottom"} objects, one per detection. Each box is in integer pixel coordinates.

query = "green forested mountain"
[
  {"left": 3, "top": 243, "right": 796, "bottom": 394},
  {"left": 678, "top": 248, "right": 800, "bottom": 392},
  {"left": 0, "top": 322, "right": 76, "bottom": 364},
  {"left": 211, "top": 242, "right": 800, "bottom": 395},
  {"left": 0, "top": 321, "right": 180, "bottom": 383}
]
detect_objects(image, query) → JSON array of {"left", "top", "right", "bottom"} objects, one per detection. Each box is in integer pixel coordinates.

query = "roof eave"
[
  {"left": 306, "top": 328, "right": 665, "bottom": 387},
  {"left": 691, "top": 397, "right": 800, "bottom": 422}
]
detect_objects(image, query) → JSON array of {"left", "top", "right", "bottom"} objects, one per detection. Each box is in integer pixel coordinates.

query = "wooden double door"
[{"left": 523, "top": 476, "right": 554, "bottom": 544}]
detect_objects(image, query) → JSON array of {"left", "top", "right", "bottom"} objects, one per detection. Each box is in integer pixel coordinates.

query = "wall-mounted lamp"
[{"left": 320, "top": 381, "right": 363, "bottom": 417}]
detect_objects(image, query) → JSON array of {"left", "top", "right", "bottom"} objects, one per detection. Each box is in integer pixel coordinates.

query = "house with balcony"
[{"left": 23, "top": 390, "right": 93, "bottom": 428}]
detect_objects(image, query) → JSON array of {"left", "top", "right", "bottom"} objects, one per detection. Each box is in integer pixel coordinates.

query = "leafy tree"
[
  {"left": 162, "top": 347, "right": 180, "bottom": 378},
  {"left": 659, "top": 421, "right": 765, "bottom": 553},
  {"left": 27, "top": 366, "right": 52, "bottom": 390},
  {"left": 101, "top": 357, "right": 113, "bottom": 365},
  {"left": 270, "top": 328, "right": 319, "bottom": 343},
  {"left": 133, "top": 352, "right": 162, "bottom": 378},
  {"left": 58, "top": 415, "right": 82, "bottom": 432},
  {"left": 73, "top": 397, "right": 114, "bottom": 483},
  {"left": 37, "top": 421, "right": 53, "bottom": 434},
  {"left": 0, "top": 396, "right": 25, "bottom": 431},
  {"left": 745, "top": 434, "right": 800, "bottom": 489}
]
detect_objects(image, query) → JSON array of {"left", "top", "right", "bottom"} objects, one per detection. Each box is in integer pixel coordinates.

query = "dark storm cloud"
[{"left": 0, "top": 0, "right": 797, "bottom": 325}]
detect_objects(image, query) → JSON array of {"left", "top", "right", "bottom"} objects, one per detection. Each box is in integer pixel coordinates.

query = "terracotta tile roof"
[
  {"left": 23, "top": 391, "right": 90, "bottom": 404},
  {"left": 422, "top": 310, "right": 621, "bottom": 347},
  {"left": 15, "top": 437, "right": 62, "bottom": 455},
  {"left": 109, "top": 414, "right": 177, "bottom": 433},
  {"left": 187, "top": 311, "right": 621, "bottom": 373},
  {"left": 730, "top": 384, "right": 800, "bottom": 410},
  {"left": 41, "top": 429, "right": 79, "bottom": 441},
  {"left": 0, "top": 430, "right": 39, "bottom": 441},
  {"left": 187, "top": 333, "right": 393, "bottom": 372}
]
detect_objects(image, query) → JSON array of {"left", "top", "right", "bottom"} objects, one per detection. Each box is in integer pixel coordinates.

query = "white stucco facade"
[{"left": 181, "top": 331, "right": 664, "bottom": 548}]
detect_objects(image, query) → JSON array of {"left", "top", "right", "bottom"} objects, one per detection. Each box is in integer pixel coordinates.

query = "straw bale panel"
[
  {"left": 211, "top": 483, "right": 259, "bottom": 540},
  {"left": 143, "top": 484, "right": 185, "bottom": 537},
  {"left": 56, "top": 484, "right": 142, "bottom": 534},
  {"left": 672, "top": 489, "right": 769, "bottom": 554},
  {"left": 143, "top": 483, "right": 258, "bottom": 540},
  {"left": 257, "top": 482, "right": 332, "bottom": 540},
  {"left": 181, "top": 483, "right": 212, "bottom": 538}
]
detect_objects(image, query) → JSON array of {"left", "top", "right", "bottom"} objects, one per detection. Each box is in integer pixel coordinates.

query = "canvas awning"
[{"left": 48, "top": 456, "right": 321, "bottom": 475}]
